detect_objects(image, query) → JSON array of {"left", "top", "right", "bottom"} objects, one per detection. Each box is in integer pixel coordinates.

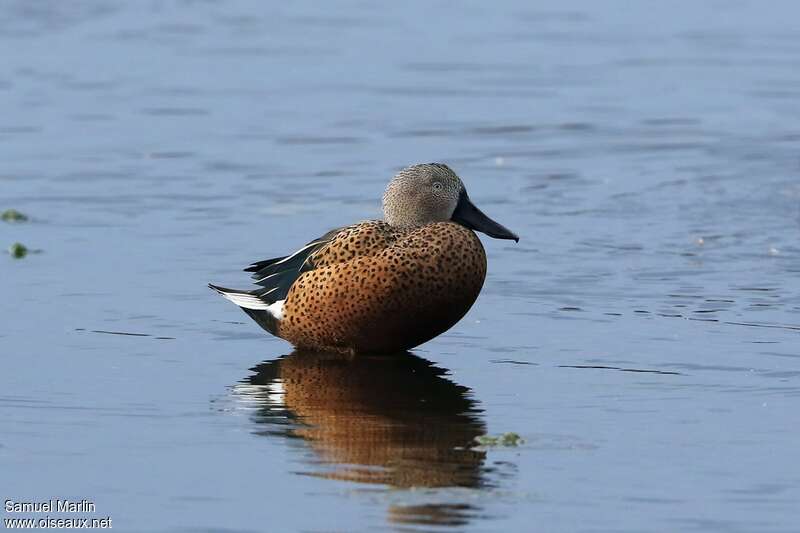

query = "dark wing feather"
[
  {"left": 244, "top": 227, "right": 346, "bottom": 302},
  {"left": 243, "top": 256, "right": 287, "bottom": 273}
]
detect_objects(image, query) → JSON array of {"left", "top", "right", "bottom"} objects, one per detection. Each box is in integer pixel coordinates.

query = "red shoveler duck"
[{"left": 209, "top": 163, "right": 518, "bottom": 353}]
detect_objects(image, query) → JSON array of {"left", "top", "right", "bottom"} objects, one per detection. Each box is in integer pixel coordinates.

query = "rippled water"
[{"left": 2, "top": 1, "right": 799, "bottom": 531}]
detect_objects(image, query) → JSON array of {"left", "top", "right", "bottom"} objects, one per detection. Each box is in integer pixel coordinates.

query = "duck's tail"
[{"left": 208, "top": 283, "right": 282, "bottom": 336}]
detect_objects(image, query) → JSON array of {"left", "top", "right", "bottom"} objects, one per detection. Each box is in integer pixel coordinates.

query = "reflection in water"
[{"left": 232, "top": 351, "right": 487, "bottom": 526}]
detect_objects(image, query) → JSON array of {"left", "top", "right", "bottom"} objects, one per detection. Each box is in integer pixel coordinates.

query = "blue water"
[{"left": 2, "top": 1, "right": 799, "bottom": 531}]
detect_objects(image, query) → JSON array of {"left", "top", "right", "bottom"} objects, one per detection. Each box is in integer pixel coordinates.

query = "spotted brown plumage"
[
  {"left": 210, "top": 163, "right": 518, "bottom": 354},
  {"left": 279, "top": 222, "right": 486, "bottom": 352}
]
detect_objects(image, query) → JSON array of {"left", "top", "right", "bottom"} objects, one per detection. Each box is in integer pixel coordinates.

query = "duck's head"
[{"left": 383, "top": 163, "right": 519, "bottom": 242}]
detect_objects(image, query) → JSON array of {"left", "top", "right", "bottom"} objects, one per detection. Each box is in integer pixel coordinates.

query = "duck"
[{"left": 209, "top": 163, "right": 518, "bottom": 353}]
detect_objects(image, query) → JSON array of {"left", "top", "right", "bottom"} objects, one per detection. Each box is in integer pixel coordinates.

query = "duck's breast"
[{"left": 279, "top": 222, "right": 487, "bottom": 352}]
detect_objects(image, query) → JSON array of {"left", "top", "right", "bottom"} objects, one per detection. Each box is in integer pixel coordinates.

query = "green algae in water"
[
  {"left": 1, "top": 209, "right": 28, "bottom": 222},
  {"left": 8, "top": 242, "right": 28, "bottom": 258},
  {"left": 475, "top": 432, "right": 524, "bottom": 447}
]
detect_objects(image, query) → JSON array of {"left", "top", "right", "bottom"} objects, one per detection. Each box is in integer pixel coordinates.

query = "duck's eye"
[{"left": 432, "top": 182, "right": 443, "bottom": 192}]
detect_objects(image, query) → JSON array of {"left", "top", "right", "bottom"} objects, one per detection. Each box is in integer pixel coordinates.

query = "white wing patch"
[
  {"left": 218, "top": 291, "right": 271, "bottom": 310},
  {"left": 217, "top": 291, "right": 284, "bottom": 320}
]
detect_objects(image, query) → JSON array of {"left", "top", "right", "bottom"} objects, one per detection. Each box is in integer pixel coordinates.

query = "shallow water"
[{"left": 2, "top": 1, "right": 800, "bottom": 531}]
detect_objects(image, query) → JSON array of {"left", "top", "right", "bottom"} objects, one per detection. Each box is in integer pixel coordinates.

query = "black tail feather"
[
  {"left": 240, "top": 308, "right": 279, "bottom": 336},
  {"left": 208, "top": 282, "right": 235, "bottom": 294},
  {"left": 208, "top": 283, "right": 281, "bottom": 305}
]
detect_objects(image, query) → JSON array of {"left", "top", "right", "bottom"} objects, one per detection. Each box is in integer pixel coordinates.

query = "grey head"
[{"left": 382, "top": 163, "right": 519, "bottom": 242}]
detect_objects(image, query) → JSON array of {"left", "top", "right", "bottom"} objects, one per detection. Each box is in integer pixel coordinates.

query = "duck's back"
[{"left": 278, "top": 221, "right": 487, "bottom": 353}]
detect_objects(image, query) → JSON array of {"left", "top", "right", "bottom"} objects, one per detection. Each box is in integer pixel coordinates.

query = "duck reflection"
[{"left": 232, "top": 351, "right": 487, "bottom": 490}]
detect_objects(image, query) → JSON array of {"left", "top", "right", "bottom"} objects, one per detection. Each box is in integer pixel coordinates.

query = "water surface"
[{"left": 2, "top": 1, "right": 799, "bottom": 531}]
